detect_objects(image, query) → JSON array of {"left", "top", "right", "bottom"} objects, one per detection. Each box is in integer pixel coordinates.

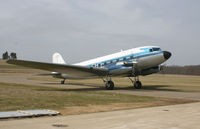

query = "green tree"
[
  {"left": 10, "top": 52, "right": 17, "bottom": 60},
  {"left": 2, "top": 51, "right": 9, "bottom": 60}
]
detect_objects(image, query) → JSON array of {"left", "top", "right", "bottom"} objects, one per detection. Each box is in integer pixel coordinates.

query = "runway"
[{"left": 1, "top": 102, "right": 200, "bottom": 129}]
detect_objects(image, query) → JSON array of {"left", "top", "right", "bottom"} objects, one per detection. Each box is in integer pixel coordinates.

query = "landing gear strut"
[
  {"left": 129, "top": 76, "right": 142, "bottom": 89},
  {"left": 103, "top": 76, "right": 114, "bottom": 90},
  {"left": 61, "top": 79, "right": 65, "bottom": 84}
]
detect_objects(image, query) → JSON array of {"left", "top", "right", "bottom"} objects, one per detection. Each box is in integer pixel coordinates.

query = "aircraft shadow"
[
  {"left": 40, "top": 82, "right": 182, "bottom": 92},
  {"left": 139, "top": 85, "right": 181, "bottom": 92}
]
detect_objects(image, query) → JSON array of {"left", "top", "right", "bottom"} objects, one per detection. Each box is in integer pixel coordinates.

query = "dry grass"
[
  {"left": 0, "top": 59, "right": 199, "bottom": 115},
  {"left": 0, "top": 82, "right": 194, "bottom": 114},
  {"left": 30, "top": 74, "right": 200, "bottom": 92},
  {"left": 0, "top": 82, "right": 156, "bottom": 111},
  {"left": 1, "top": 59, "right": 200, "bottom": 93}
]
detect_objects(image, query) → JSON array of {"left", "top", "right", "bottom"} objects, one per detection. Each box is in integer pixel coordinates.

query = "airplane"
[{"left": 7, "top": 46, "right": 171, "bottom": 90}]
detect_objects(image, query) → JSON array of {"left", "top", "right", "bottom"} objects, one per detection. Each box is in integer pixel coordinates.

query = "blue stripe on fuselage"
[
  {"left": 87, "top": 48, "right": 163, "bottom": 69},
  {"left": 106, "top": 51, "right": 163, "bottom": 70}
]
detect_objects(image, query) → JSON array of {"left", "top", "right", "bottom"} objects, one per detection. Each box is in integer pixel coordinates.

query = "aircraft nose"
[{"left": 163, "top": 51, "right": 172, "bottom": 60}]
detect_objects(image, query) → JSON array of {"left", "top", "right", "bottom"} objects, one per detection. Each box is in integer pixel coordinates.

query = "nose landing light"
[{"left": 163, "top": 51, "right": 172, "bottom": 60}]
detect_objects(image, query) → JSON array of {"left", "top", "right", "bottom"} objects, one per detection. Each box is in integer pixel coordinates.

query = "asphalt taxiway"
[{"left": 1, "top": 102, "right": 200, "bottom": 129}]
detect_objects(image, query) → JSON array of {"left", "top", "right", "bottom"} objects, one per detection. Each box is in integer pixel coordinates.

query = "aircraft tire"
[
  {"left": 134, "top": 81, "right": 142, "bottom": 89},
  {"left": 105, "top": 81, "right": 114, "bottom": 90},
  {"left": 61, "top": 80, "right": 65, "bottom": 84}
]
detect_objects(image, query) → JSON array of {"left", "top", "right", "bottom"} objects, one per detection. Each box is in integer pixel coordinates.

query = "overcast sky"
[{"left": 0, "top": 0, "right": 200, "bottom": 65}]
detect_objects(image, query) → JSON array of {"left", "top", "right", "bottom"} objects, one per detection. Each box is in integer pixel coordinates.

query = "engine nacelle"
[{"left": 140, "top": 66, "right": 160, "bottom": 76}]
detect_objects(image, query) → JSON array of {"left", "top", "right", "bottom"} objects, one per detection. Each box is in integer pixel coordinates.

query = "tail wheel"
[
  {"left": 134, "top": 81, "right": 142, "bottom": 89},
  {"left": 105, "top": 81, "right": 114, "bottom": 90}
]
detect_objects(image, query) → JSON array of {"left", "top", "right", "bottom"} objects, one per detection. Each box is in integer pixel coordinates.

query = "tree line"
[
  {"left": 160, "top": 65, "right": 200, "bottom": 76},
  {"left": 2, "top": 51, "right": 17, "bottom": 60},
  {"left": 1, "top": 51, "right": 199, "bottom": 75}
]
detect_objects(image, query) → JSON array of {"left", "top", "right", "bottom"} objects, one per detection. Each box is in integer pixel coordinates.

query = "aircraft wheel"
[
  {"left": 134, "top": 81, "right": 142, "bottom": 89},
  {"left": 61, "top": 80, "right": 65, "bottom": 84},
  {"left": 105, "top": 81, "right": 114, "bottom": 90}
]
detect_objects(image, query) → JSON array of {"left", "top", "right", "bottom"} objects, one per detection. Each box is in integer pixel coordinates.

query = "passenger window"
[
  {"left": 123, "top": 57, "right": 126, "bottom": 61},
  {"left": 98, "top": 64, "right": 101, "bottom": 67},
  {"left": 93, "top": 65, "right": 95, "bottom": 67},
  {"left": 110, "top": 60, "right": 113, "bottom": 63},
  {"left": 104, "top": 62, "right": 107, "bottom": 65}
]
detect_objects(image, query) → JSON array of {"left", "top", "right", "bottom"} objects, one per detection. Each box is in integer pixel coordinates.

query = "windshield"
[{"left": 152, "top": 48, "right": 161, "bottom": 51}]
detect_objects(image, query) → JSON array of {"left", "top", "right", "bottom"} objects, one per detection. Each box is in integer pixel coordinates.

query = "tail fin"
[{"left": 52, "top": 53, "right": 66, "bottom": 64}]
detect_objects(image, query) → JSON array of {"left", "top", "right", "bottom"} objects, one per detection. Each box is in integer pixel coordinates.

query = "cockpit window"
[
  {"left": 149, "top": 49, "right": 153, "bottom": 52},
  {"left": 152, "top": 48, "right": 161, "bottom": 51}
]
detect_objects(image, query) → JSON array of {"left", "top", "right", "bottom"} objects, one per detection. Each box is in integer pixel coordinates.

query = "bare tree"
[{"left": 160, "top": 65, "right": 200, "bottom": 76}]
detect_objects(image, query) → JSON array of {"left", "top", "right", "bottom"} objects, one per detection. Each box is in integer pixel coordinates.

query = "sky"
[{"left": 0, "top": 0, "right": 200, "bottom": 66}]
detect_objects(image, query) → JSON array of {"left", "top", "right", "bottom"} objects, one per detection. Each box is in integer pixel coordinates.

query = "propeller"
[{"left": 160, "top": 64, "right": 167, "bottom": 74}]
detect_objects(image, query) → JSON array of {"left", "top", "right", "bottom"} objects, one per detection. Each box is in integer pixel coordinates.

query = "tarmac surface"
[{"left": 1, "top": 102, "right": 200, "bottom": 129}]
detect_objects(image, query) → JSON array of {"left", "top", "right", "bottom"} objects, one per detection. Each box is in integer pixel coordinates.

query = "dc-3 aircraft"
[{"left": 7, "top": 46, "right": 171, "bottom": 90}]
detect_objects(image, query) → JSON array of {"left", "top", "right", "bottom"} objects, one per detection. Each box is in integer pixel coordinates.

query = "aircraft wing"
[{"left": 7, "top": 60, "right": 109, "bottom": 77}]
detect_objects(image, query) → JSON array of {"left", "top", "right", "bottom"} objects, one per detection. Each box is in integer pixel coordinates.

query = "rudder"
[{"left": 52, "top": 53, "right": 66, "bottom": 64}]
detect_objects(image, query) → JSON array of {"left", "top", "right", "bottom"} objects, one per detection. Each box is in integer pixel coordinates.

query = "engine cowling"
[{"left": 140, "top": 66, "right": 160, "bottom": 76}]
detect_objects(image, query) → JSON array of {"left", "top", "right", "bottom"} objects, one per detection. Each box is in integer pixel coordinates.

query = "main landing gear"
[
  {"left": 103, "top": 76, "right": 114, "bottom": 90},
  {"left": 61, "top": 79, "right": 66, "bottom": 84},
  {"left": 129, "top": 76, "right": 142, "bottom": 89},
  {"left": 105, "top": 81, "right": 114, "bottom": 90},
  {"left": 102, "top": 76, "right": 142, "bottom": 90}
]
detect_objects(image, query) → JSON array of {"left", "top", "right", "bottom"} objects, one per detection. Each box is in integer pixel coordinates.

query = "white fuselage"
[
  {"left": 56, "top": 46, "right": 169, "bottom": 79},
  {"left": 74, "top": 46, "right": 165, "bottom": 69}
]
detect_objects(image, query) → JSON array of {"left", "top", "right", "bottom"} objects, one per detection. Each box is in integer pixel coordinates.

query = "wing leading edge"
[{"left": 7, "top": 60, "right": 109, "bottom": 77}]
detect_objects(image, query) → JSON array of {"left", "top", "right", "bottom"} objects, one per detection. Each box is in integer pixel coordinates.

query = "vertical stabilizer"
[{"left": 52, "top": 53, "right": 66, "bottom": 64}]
